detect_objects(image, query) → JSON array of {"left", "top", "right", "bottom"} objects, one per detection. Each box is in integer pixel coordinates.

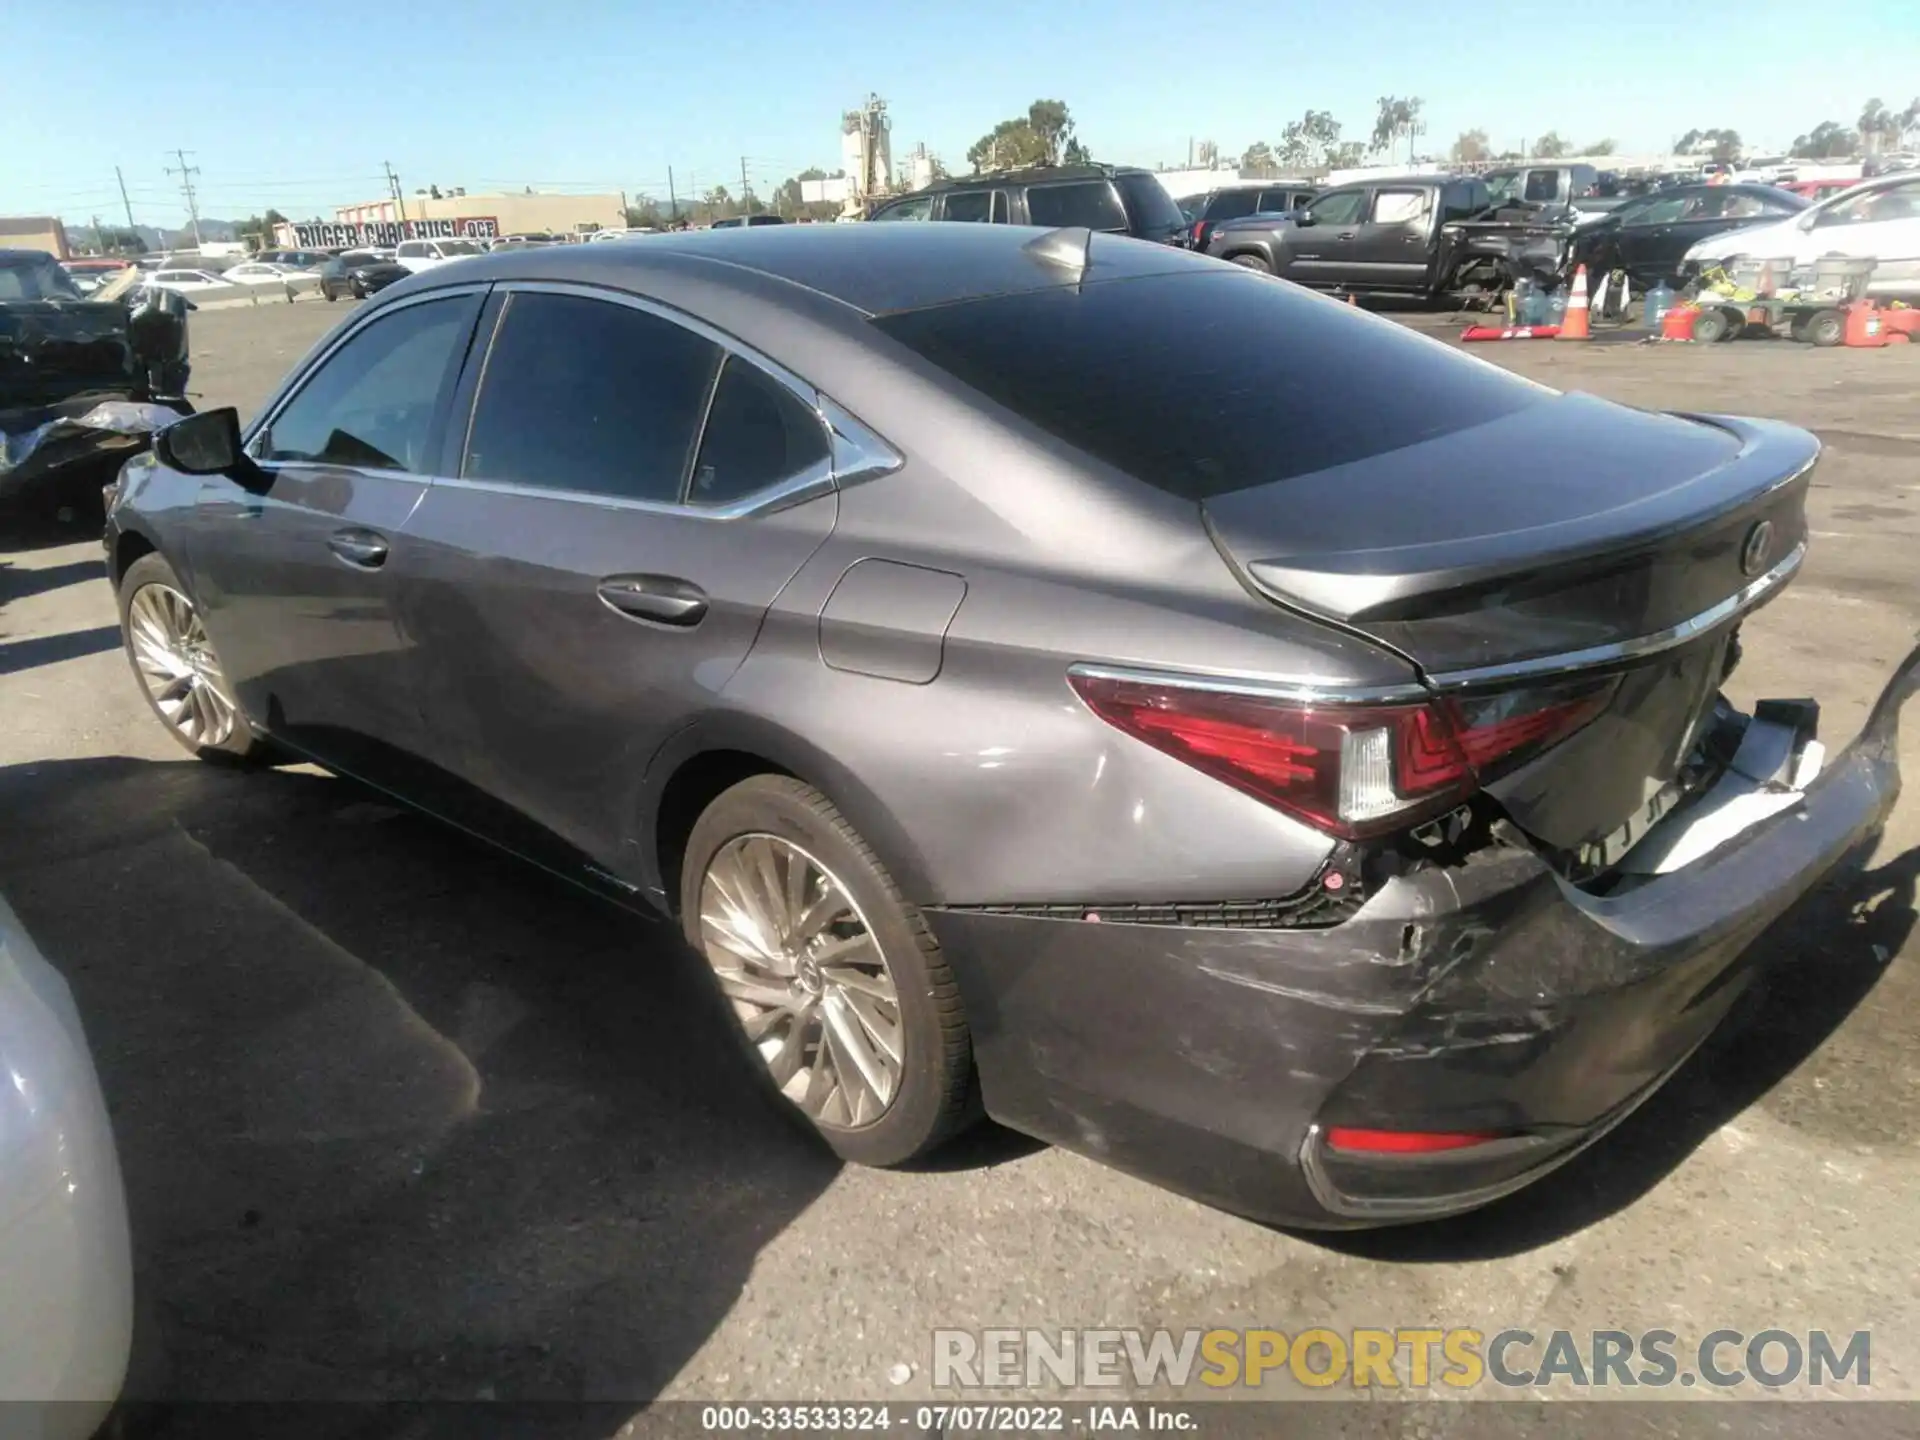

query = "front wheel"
[
  {"left": 680, "top": 774, "right": 974, "bottom": 1166},
  {"left": 349, "top": 277, "right": 366, "bottom": 299},
  {"left": 1226, "top": 252, "right": 1272, "bottom": 273},
  {"left": 117, "top": 552, "right": 269, "bottom": 764}
]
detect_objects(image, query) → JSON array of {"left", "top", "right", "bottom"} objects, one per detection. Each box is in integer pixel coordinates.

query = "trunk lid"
[{"left": 1203, "top": 397, "right": 1818, "bottom": 860}]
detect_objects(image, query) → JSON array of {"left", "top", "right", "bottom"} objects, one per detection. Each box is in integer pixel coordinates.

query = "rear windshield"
[
  {"left": 1116, "top": 173, "right": 1188, "bottom": 231},
  {"left": 872, "top": 272, "right": 1544, "bottom": 500}
]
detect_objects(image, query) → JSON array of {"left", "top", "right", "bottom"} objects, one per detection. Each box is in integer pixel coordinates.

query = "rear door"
[
  {"left": 1653, "top": 189, "right": 1803, "bottom": 281},
  {"left": 1612, "top": 191, "right": 1707, "bottom": 281},
  {"left": 1022, "top": 180, "right": 1130, "bottom": 233},
  {"left": 1343, "top": 186, "right": 1435, "bottom": 290},
  {"left": 1278, "top": 186, "right": 1369, "bottom": 286},
  {"left": 393, "top": 285, "right": 840, "bottom": 877}
]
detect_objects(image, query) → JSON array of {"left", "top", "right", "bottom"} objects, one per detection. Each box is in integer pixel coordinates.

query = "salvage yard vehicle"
[
  {"left": 102, "top": 225, "right": 1919, "bottom": 1225},
  {"left": 1686, "top": 173, "right": 1920, "bottom": 298},
  {"left": 1180, "top": 179, "right": 1319, "bottom": 251},
  {"left": 0, "top": 891, "right": 134, "bottom": 1436},
  {"left": 393, "top": 236, "right": 486, "bottom": 273},
  {"left": 317, "top": 251, "right": 409, "bottom": 301},
  {"left": 868, "top": 164, "right": 1190, "bottom": 247},
  {"left": 1569, "top": 182, "right": 1809, "bottom": 290},
  {"left": 1205, "top": 174, "right": 1504, "bottom": 296},
  {"left": 1, "top": 248, "right": 189, "bottom": 507}
]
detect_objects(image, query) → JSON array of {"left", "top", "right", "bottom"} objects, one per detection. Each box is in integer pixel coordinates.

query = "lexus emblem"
[{"left": 1741, "top": 520, "right": 1775, "bottom": 578}]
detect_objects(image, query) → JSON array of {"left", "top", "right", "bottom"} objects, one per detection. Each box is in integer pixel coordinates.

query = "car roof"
[
  {"left": 922, "top": 164, "right": 1151, "bottom": 192},
  {"left": 392, "top": 222, "right": 1207, "bottom": 317}
]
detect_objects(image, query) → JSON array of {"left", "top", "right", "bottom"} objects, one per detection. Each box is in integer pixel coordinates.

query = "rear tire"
[
  {"left": 679, "top": 774, "right": 974, "bottom": 1167},
  {"left": 1690, "top": 308, "right": 1729, "bottom": 343},
  {"left": 1227, "top": 253, "right": 1272, "bottom": 273},
  {"left": 350, "top": 277, "right": 367, "bottom": 299},
  {"left": 117, "top": 552, "right": 270, "bottom": 765},
  {"left": 1805, "top": 308, "right": 1846, "bottom": 347}
]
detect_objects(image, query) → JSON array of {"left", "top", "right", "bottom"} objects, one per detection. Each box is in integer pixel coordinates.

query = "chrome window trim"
[
  {"left": 244, "top": 282, "right": 495, "bottom": 458},
  {"left": 1065, "top": 661, "right": 1430, "bottom": 708},
  {"left": 433, "top": 279, "right": 902, "bottom": 520},
  {"left": 1424, "top": 541, "right": 1806, "bottom": 692}
]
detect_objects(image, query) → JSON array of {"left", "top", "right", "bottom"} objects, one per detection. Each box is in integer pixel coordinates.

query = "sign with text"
[{"left": 276, "top": 216, "right": 500, "bottom": 248}]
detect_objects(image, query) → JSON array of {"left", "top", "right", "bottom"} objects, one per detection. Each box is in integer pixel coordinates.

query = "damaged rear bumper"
[{"left": 925, "top": 646, "right": 1919, "bottom": 1227}]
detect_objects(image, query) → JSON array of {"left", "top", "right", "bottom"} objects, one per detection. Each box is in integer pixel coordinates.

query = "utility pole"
[
  {"left": 383, "top": 160, "right": 408, "bottom": 231},
  {"left": 165, "top": 149, "right": 202, "bottom": 247},
  {"left": 741, "top": 156, "right": 752, "bottom": 213},
  {"left": 1187, "top": 136, "right": 1194, "bottom": 167},
  {"left": 667, "top": 166, "right": 678, "bottom": 222},
  {"left": 114, "top": 166, "right": 136, "bottom": 232}
]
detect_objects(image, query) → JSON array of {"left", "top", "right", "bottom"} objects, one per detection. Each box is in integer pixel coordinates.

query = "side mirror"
[
  {"left": 155, "top": 407, "right": 247, "bottom": 477},
  {"left": 1294, "top": 210, "right": 1317, "bottom": 227}
]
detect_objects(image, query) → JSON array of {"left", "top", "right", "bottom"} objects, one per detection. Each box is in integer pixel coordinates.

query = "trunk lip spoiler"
[{"left": 1066, "top": 537, "right": 1804, "bottom": 709}]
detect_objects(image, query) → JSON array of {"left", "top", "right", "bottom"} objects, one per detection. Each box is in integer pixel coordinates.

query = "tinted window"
[
  {"left": 261, "top": 295, "right": 479, "bottom": 471},
  {"left": 1207, "top": 189, "right": 1261, "bottom": 222},
  {"left": 464, "top": 292, "right": 720, "bottom": 503},
  {"left": 872, "top": 195, "right": 934, "bottom": 222},
  {"left": 943, "top": 190, "right": 993, "bottom": 223},
  {"left": 1522, "top": 170, "right": 1560, "bottom": 202},
  {"left": 687, "top": 357, "right": 831, "bottom": 507},
  {"left": 397, "top": 241, "right": 427, "bottom": 257},
  {"left": 1304, "top": 189, "right": 1366, "bottom": 225},
  {"left": 0, "top": 256, "right": 79, "bottom": 300},
  {"left": 1116, "top": 173, "right": 1187, "bottom": 231},
  {"left": 992, "top": 191, "right": 1009, "bottom": 223},
  {"left": 1370, "top": 189, "right": 1430, "bottom": 225},
  {"left": 872, "top": 272, "right": 1540, "bottom": 501},
  {"left": 1255, "top": 188, "right": 1295, "bottom": 213},
  {"left": 1025, "top": 181, "right": 1128, "bottom": 231}
]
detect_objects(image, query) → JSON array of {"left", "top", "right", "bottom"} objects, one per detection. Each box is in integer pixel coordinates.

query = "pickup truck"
[{"left": 1, "top": 249, "right": 190, "bottom": 507}]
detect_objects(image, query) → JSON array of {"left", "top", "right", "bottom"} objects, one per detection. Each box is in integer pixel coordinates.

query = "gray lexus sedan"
[{"left": 103, "top": 224, "right": 1917, "bottom": 1226}]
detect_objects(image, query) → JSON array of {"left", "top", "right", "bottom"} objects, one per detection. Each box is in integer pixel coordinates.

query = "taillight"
[
  {"left": 1190, "top": 220, "right": 1209, "bottom": 250},
  {"left": 1325, "top": 1127, "right": 1502, "bottom": 1154},
  {"left": 1067, "top": 671, "right": 1615, "bottom": 840}
]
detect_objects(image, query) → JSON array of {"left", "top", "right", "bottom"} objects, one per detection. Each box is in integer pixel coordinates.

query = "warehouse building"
[{"left": 275, "top": 190, "right": 625, "bottom": 249}]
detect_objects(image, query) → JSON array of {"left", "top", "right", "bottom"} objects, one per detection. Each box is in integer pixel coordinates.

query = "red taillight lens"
[
  {"left": 1068, "top": 671, "right": 1616, "bottom": 840},
  {"left": 1191, "top": 220, "right": 1209, "bottom": 249},
  {"left": 1325, "top": 1127, "right": 1502, "bottom": 1154}
]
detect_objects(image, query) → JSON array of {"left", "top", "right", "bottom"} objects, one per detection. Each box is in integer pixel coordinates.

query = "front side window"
[
  {"left": 1025, "top": 182, "right": 1128, "bottom": 231},
  {"left": 1303, "top": 189, "right": 1366, "bottom": 226},
  {"left": 687, "top": 357, "right": 831, "bottom": 507},
  {"left": 397, "top": 242, "right": 427, "bottom": 257},
  {"left": 259, "top": 294, "right": 481, "bottom": 472},
  {"left": 1522, "top": 170, "right": 1560, "bottom": 203},
  {"left": 463, "top": 292, "right": 720, "bottom": 504},
  {"left": 942, "top": 191, "right": 992, "bottom": 223},
  {"left": 1369, "top": 189, "right": 1431, "bottom": 225},
  {"left": 872, "top": 195, "right": 935, "bottom": 222}
]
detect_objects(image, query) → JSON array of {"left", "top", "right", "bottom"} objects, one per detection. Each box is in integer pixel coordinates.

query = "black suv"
[
  {"left": 1176, "top": 180, "right": 1320, "bottom": 250},
  {"left": 867, "top": 165, "right": 1189, "bottom": 245}
]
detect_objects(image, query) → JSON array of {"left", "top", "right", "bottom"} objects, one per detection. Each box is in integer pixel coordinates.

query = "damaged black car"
[{"left": 0, "top": 248, "right": 190, "bottom": 513}]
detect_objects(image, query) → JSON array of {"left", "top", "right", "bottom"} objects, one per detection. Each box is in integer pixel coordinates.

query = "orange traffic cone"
[{"left": 1557, "top": 265, "right": 1591, "bottom": 341}]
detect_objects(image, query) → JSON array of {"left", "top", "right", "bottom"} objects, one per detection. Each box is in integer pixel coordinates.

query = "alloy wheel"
[
  {"left": 698, "top": 833, "right": 904, "bottom": 1129},
  {"left": 125, "top": 583, "right": 240, "bottom": 747}
]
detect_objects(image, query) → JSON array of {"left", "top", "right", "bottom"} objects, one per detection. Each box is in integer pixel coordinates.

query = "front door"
[
  {"left": 1797, "top": 178, "right": 1920, "bottom": 293},
  {"left": 1279, "top": 187, "right": 1368, "bottom": 288},
  {"left": 1343, "top": 186, "right": 1435, "bottom": 290},
  {"left": 394, "top": 286, "right": 840, "bottom": 878},
  {"left": 185, "top": 289, "right": 484, "bottom": 773}
]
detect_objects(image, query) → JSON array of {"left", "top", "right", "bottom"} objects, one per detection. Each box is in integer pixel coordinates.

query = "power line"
[{"left": 165, "top": 149, "right": 202, "bottom": 247}]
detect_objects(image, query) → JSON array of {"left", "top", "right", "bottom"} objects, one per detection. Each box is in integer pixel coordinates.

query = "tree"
[
  {"left": 968, "top": 116, "right": 1048, "bottom": 171},
  {"left": 1532, "top": 131, "right": 1570, "bottom": 159},
  {"left": 1583, "top": 138, "right": 1617, "bottom": 156},
  {"left": 1240, "top": 142, "right": 1277, "bottom": 178},
  {"left": 1326, "top": 140, "right": 1368, "bottom": 170},
  {"left": 1860, "top": 98, "right": 1903, "bottom": 155},
  {"left": 1275, "top": 109, "right": 1343, "bottom": 172},
  {"left": 1027, "top": 100, "right": 1080, "bottom": 166},
  {"left": 1901, "top": 97, "right": 1920, "bottom": 145},
  {"left": 1676, "top": 127, "right": 1743, "bottom": 162},
  {"left": 1450, "top": 128, "right": 1491, "bottom": 165},
  {"left": 1370, "top": 96, "right": 1424, "bottom": 162},
  {"left": 702, "top": 185, "right": 734, "bottom": 222},
  {"left": 233, "top": 208, "right": 288, "bottom": 249},
  {"left": 1791, "top": 120, "right": 1858, "bottom": 159}
]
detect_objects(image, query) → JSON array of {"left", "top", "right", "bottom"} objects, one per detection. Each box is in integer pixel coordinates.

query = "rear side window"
[
  {"left": 873, "top": 195, "right": 934, "bottom": 222},
  {"left": 1207, "top": 189, "right": 1261, "bottom": 222},
  {"left": 1115, "top": 173, "right": 1187, "bottom": 231},
  {"left": 464, "top": 293, "right": 721, "bottom": 503},
  {"left": 943, "top": 191, "right": 993, "bottom": 223},
  {"left": 1026, "top": 181, "right": 1128, "bottom": 231},
  {"left": 687, "top": 357, "right": 831, "bottom": 507},
  {"left": 873, "top": 272, "right": 1542, "bottom": 501},
  {"left": 1523, "top": 170, "right": 1560, "bottom": 202},
  {"left": 1369, "top": 189, "right": 1430, "bottom": 225}
]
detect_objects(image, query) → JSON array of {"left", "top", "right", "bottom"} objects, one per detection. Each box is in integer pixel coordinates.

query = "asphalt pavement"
[{"left": 2, "top": 300, "right": 1917, "bottom": 1432}]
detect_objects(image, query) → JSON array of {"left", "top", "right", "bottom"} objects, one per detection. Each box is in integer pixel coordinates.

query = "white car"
[
  {"left": 147, "top": 267, "right": 246, "bottom": 296},
  {"left": 393, "top": 237, "right": 486, "bottom": 273},
  {"left": 0, "top": 892, "right": 133, "bottom": 1436},
  {"left": 1685, "top": 172, "right": 1920, "bottom": 296},
  {"left": 221, "top": 261, "right": 320, "bottom": 295}
]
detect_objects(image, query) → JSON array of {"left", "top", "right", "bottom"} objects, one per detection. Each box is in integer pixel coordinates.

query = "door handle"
[
  {"left": 1334, "top": 231, "right": 1356, "bottom": 241},
  {"left": 596, "top": 574, "right": 709, "bottom": 627},
  {"left": 327, "top": 529, "right": 389, "bottom": 568}
]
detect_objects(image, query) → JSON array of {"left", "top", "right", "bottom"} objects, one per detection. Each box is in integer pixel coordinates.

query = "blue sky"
[{"left": 7, "top": 0, "right": 1915, "bottom": 229}]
